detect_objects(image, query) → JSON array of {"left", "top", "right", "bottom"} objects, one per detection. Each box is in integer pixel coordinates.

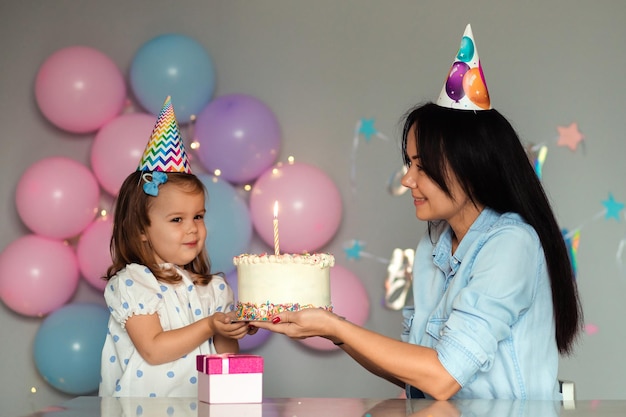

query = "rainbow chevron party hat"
[
  {"left": 436, "top": 24, "right": 491, "bottom": 111},
  {"left": 138, "top": 96, "right": 192, "bottom": 173}
]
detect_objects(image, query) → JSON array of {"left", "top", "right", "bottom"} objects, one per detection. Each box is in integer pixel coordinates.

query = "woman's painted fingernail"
[
  {"left": 248, "top": 325, "right": 255, "bottom": 330},
  {"left": 272, "top": 316, "right": 281, "bottom": 324}
]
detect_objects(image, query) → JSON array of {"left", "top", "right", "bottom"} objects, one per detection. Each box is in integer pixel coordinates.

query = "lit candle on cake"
[{"left": 273, "top": 200, "right": 280, "bottom": 256}]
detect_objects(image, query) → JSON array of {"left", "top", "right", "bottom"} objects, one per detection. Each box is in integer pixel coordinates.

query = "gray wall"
[{"left": 2, "top": 1, "right": 625, "bottom": 416}]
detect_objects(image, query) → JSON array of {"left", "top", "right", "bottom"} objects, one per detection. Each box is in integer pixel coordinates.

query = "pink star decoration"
[
  {"left": 584, "top": 323, "right": 599, "bottom": 335},
  {"left": 557, "top": 122, "right": 584, "bottom": 151}
]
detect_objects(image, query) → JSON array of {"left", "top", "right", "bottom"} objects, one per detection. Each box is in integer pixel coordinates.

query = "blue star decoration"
[
  {"left": 358, "top": 118, "right": 377, "bottom": 142},
  {"left": 344, "top": 240, "right": 365, "bottom": 260},
  {"left": 602, "top": 192, "right": 625, "bottom": 221}
]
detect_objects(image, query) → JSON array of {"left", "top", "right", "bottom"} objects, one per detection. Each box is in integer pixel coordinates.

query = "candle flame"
[{"left": 273, "top": 201, "right": 278, "bottom": 218}]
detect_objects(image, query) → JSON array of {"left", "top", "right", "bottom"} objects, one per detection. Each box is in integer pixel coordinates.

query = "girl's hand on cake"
[{"left": 209, "top": 312, "right": 250, "bottom": 340}]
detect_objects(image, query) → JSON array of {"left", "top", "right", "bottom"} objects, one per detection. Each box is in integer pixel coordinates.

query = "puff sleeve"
[{"left": 104, "top": 264, "right": 165, "bottom": 328}]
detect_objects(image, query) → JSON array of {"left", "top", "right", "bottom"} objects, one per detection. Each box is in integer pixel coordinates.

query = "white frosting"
[
  {"left": 234, "top": 253, "right": 334, "bottom": 307},
  {"left": 234, "top": 253, "right": 335, "bottom": 268}
]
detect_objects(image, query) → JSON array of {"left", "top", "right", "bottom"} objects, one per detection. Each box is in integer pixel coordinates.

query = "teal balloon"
[
  {"left": 130, "top": 33, "right": 215, "bottom": 122},
  {"left": 200, "top": 175, "right": 253, "bottom": 275},
  {"left": 33, "top": 303, "right": 109, "bottom": 395},
  {"left": 456, "top": 36, "right": 475, "bottom": 62}
]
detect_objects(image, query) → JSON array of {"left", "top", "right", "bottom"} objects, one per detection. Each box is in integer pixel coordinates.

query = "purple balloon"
[
  {"left": 239, "top": 327, "right": 273, "bottom": 352},
  {"left": 445, "top": 61, "right": 469, "bottom": 102},
  {"left": 194, "top": 94, "right": 281, "bottom": 184},
  {"left": 225, "top": 271, "right": 273, "bottom": 351}
]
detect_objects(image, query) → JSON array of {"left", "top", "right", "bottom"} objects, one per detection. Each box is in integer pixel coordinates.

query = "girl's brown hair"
[{"left": 105, "top": 171, "right": 213, "bottom": 286}]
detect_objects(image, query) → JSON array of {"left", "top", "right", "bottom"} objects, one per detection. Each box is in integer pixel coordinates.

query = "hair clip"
[{"left": 142, "top": 171, "right": 168, "bottom": 196}]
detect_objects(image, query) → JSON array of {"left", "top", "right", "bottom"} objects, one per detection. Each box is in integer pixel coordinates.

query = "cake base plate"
[{"left": 230, "top": 319, "right": 270, "bottom": 323}]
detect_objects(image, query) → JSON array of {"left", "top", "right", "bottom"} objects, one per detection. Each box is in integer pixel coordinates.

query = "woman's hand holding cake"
[{"left": 253, "top": 308, "right": 344, "bottom": 343}]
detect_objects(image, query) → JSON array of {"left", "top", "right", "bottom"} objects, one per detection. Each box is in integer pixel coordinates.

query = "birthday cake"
[{"left": 233, "top": 253, "right": 335, "bottom": 321}]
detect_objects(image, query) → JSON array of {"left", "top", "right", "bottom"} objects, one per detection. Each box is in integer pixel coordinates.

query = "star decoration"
[
  {"left": 344, "top": 240, "right": 365, "bottom": 260},
  {"left": 557, "top": 122, "right": 584, "bottom": 151},
  {"left": 602, "top": 193, "right": 625, "bottom": 221},
  {"left": 358, "top": 118, "right": 377, "bottom": 142},
  {"left": 584, "top": 323, "right": 599, "bottom": 335}
]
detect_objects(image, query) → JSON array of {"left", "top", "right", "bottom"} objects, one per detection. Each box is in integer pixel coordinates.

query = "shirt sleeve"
[
  {"left": 401, "top": 305, "right": 415, "bottom": 342},
  {"left": 104, "top": 264, "right": 164, "bottom": 328},
  {"left": 436, "top": 223, "right": 544, "bottom": 386}
]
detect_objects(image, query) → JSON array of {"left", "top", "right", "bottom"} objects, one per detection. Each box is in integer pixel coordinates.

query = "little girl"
[{"left": 99, "top": 97, "right": 250, "bottom": 397}]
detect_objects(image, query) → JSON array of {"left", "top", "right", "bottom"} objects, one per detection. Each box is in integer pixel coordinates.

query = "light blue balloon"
[
  {"left": 200, "top": 175, "right": 253, "bottom": 275},
  {"left": 130, "top": 33, "right": 215, "bottom": 122},
  {"left": 33, "top": 302, "right": 109, "bottom": 395},
  {"left": 456, "top": 36, "right": 475, "bottom": 63}
]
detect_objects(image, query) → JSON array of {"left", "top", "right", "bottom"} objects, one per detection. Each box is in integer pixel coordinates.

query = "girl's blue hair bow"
[{"left": 142, "top": 171, "right": 168, "bottom": 196}]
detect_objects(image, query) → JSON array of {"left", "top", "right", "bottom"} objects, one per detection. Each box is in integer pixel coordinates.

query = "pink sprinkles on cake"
[{"left": 236, "top": 301, "right": 334, "bottom": 321}]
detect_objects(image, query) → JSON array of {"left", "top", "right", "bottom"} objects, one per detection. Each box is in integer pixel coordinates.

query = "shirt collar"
[
  {"left": 158, "top": 263, "right": 191, "bottom": 282},
  {"left": 432, "top": 208, "right": 501, "bottom": 274}
]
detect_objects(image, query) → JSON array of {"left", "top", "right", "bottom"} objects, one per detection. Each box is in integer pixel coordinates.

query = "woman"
[
  {"left": 256, "top": 102, "right": 582, "bottom": 400},
  {"left": 256, "top": 24, "right": 583, "bottom": 400}
]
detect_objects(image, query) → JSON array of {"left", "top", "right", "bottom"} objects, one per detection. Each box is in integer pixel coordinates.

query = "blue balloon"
[
  {"left": 33, "top": 302, "right": 109, "bottom": 395},
  {"left": 199, "top": 175, "right": 253, "bottom": 275},
  {"left": 130, "top": 33, "right": 215, "bottom": 122}
]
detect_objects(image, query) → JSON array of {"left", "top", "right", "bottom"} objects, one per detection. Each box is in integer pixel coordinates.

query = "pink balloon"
[
  {"left": 250, "top": 162, "right": 342, "bottom": 253},
  {"left": 194, "top": 94, "right": 281, "bottom": 184},
  {"left": 299, "top": 264, "right": 370, "bottom": 351},
  {"left": 91, "top": 113, "right": 156, "bottom": 195},
  {"left": 0, "top": 235, "right": 80, "bottom": 317},
  {"left": 76, "top": 216, "right": 113, "bottom": 291},
  {"left": 16, "top": 157, "right": 100, "bottom": 239},
  {"left": 35, "top": 46, "right": 126, "bottom": 133}
]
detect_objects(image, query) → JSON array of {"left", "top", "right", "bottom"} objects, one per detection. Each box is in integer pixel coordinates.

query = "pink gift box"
[{"left": 197, "top": 354, "right": 263, "bottom": 404}]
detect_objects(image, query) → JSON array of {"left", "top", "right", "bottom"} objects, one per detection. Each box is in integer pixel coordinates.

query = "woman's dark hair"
[
  {"left": 105, "top": 171, "right": 213, "bottom": 286},
  {"left": 401, "top": 102, "right": 583, "bottom": 355}
]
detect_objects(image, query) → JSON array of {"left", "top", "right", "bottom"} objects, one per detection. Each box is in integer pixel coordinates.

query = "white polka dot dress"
[{"left": 98, "top": 263, "right": 235, "bottom": 397}]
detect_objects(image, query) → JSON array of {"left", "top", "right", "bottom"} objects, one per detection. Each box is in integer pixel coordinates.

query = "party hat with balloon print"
[
  {"left": 138, "top": 96, "right": 192, "bottom": 174},
  {"left": 437, "top": 24, "right": 491, "bottom": 111}
]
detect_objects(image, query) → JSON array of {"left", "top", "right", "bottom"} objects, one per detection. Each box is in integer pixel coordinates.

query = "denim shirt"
[{"left": 401, "top": 208, "right": 559, "bottom": 400}]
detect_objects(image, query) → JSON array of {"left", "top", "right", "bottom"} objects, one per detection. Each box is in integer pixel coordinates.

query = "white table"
[{"left": 20, "top": 396, "right": 626, "bottom": 417}]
